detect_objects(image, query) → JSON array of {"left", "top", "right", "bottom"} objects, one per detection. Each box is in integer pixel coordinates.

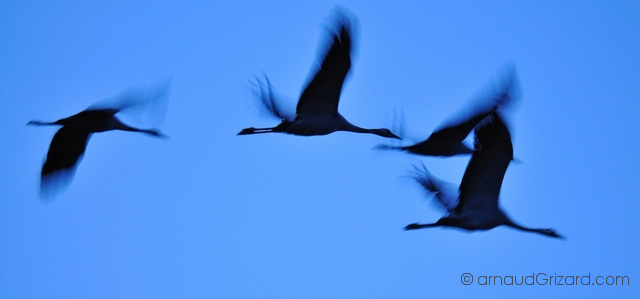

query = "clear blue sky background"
[{"left": 1, "top": 1, "right": 639, "bottom": 298}]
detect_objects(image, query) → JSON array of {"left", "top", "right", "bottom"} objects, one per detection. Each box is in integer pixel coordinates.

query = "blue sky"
[{"left": 1, "top": 1, "right": 639, "bottom": 298}]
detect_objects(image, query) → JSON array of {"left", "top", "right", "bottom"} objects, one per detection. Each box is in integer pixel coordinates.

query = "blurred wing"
[
  {"left": 39, "top": 127, "right": 91, "bottom": 200},
  {"left": 401, "top": 67, "right": 518, "bottom": 156},
  {"left": 87, "top": 79, "right": 171, "bottom": 127},
  {"left": 457, "top": 112, "right": 513, "bottom": 213},
  {"left": 249, "top": 75, "right": 295, "bottom": 122},
  {"left": 427, "top": 111, "right": 493, "bottom": 146},
  {"left": 423, "top": 67, "right": 518, "bottom": 149},
  {"left": 296, "top": 15, "right": 352, "bottom": 118},
  {"left": 411, "top": 164, "right": 459, "bottom": 214}
]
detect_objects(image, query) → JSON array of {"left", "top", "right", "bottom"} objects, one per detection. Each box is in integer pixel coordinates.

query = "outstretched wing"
[
  {"left": 457, "top": 112, "right": 513, "bottom": 214},
  {"left": 39, "top": 126, "right": 91, "bottom": 200},
  {"left": 296, "top": 14, "right": 353, "bottom": 118},
  {"left": 400, "top": 67, "right": 518, "bottom": 156},
  {"left": 86, "top": 79, "right": 171, "bottom": 128}
]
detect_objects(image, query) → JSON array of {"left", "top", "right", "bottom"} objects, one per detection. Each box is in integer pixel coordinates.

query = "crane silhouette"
[
  {"left": 377, "top": 67, "right": 517, "bottom": 156},
  {"left": 238, "top": 12, "right": 400, "bottom": 139},
  {"left": 404, "top": 112, "right": 563, "bottom": 239},
  {"left": 28, "top": 82, "right": 170, "bottom": 200}
]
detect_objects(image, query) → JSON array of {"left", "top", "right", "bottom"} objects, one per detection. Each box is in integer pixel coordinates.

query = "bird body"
[
  {"left": 240, "top": 113, "right": 395, "bottom": 137},
  {"left": 279, "top": 114, "right": 352, "bottom": 136},
  {"left": 238, "top": 11, "right": 400, "bottom": 140},
  {"left": 29, "top": 83, "right": 169, "bottom": 200},
  {"left": 430, "top": 207, "right": 508, "bottom": 231},
  {"left": 30, "top": 108, "right": 164, "bottom": 179},
  {"left": 30, "top": 109, "right": 161, "bottom": 134},
  {"left": 404, "top": 113, "right": 563, "bottom": 239}
]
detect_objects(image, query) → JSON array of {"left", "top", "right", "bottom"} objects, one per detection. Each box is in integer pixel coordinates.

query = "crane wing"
[
  {"left": 86, "top": 79, "right": 171, "bottom": 127},
  {"left": 411, "top": 164, "right": 459, "bottom": 214},
  {"left": 249, "top": 75, "right": 295, "bottom": 122},
  {"left": 40, "top": 126, "right": 91, "bottom": 200},
  {"left": 401, "top": 67, "right": 517, "bottom": 156},
  {"left": 399, "top": 110, "right": 488, "bottom": 155},
  {"left": 296, "top": 15, "right": 352, "bottom": 118},
  {"left": 456, "top": 112, "right": 513, "bottom": 214}
]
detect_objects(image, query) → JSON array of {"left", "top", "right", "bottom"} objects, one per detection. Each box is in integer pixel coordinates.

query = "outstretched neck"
[
  {"left": 126, "top": 126, "right": 165, "bottom": 138},
  {"left": 27, "top": 120, "right": 57, "bottom": 126},
  {"left": 344, "top": 124, "right": 374, "bottom": 134},
  {"left": 506, "top": 222, "right": 537, "bottom": 233},
  {"left": 111, "top": 119, "right": 165, "bottom": 137},
  {"left": 504, "top": 219, "right": 564, "bottom": 239},
  {"left": 340, "top": 120, "right": 400, "bottom": 139},
  {"left": 404, "top": 222, "right": 442, "bottom": 230}
]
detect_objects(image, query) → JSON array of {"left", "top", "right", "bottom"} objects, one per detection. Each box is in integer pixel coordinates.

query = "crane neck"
[{"left": 27, "top": 120, "right": 57, "bottom": 126}]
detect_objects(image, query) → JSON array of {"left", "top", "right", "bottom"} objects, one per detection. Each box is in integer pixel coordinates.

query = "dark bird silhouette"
[
  {"left": 377, "top": 67, "right": 518, "bottom": 156},
  {"left": 238, "top": 11, "right": 400, "bottom": 139},
  {"left": 28, "top": 82, "right": 170, "bottom": 200},
  {"left": 404, "top": 112, "right": 563, "bottom": 239}
]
